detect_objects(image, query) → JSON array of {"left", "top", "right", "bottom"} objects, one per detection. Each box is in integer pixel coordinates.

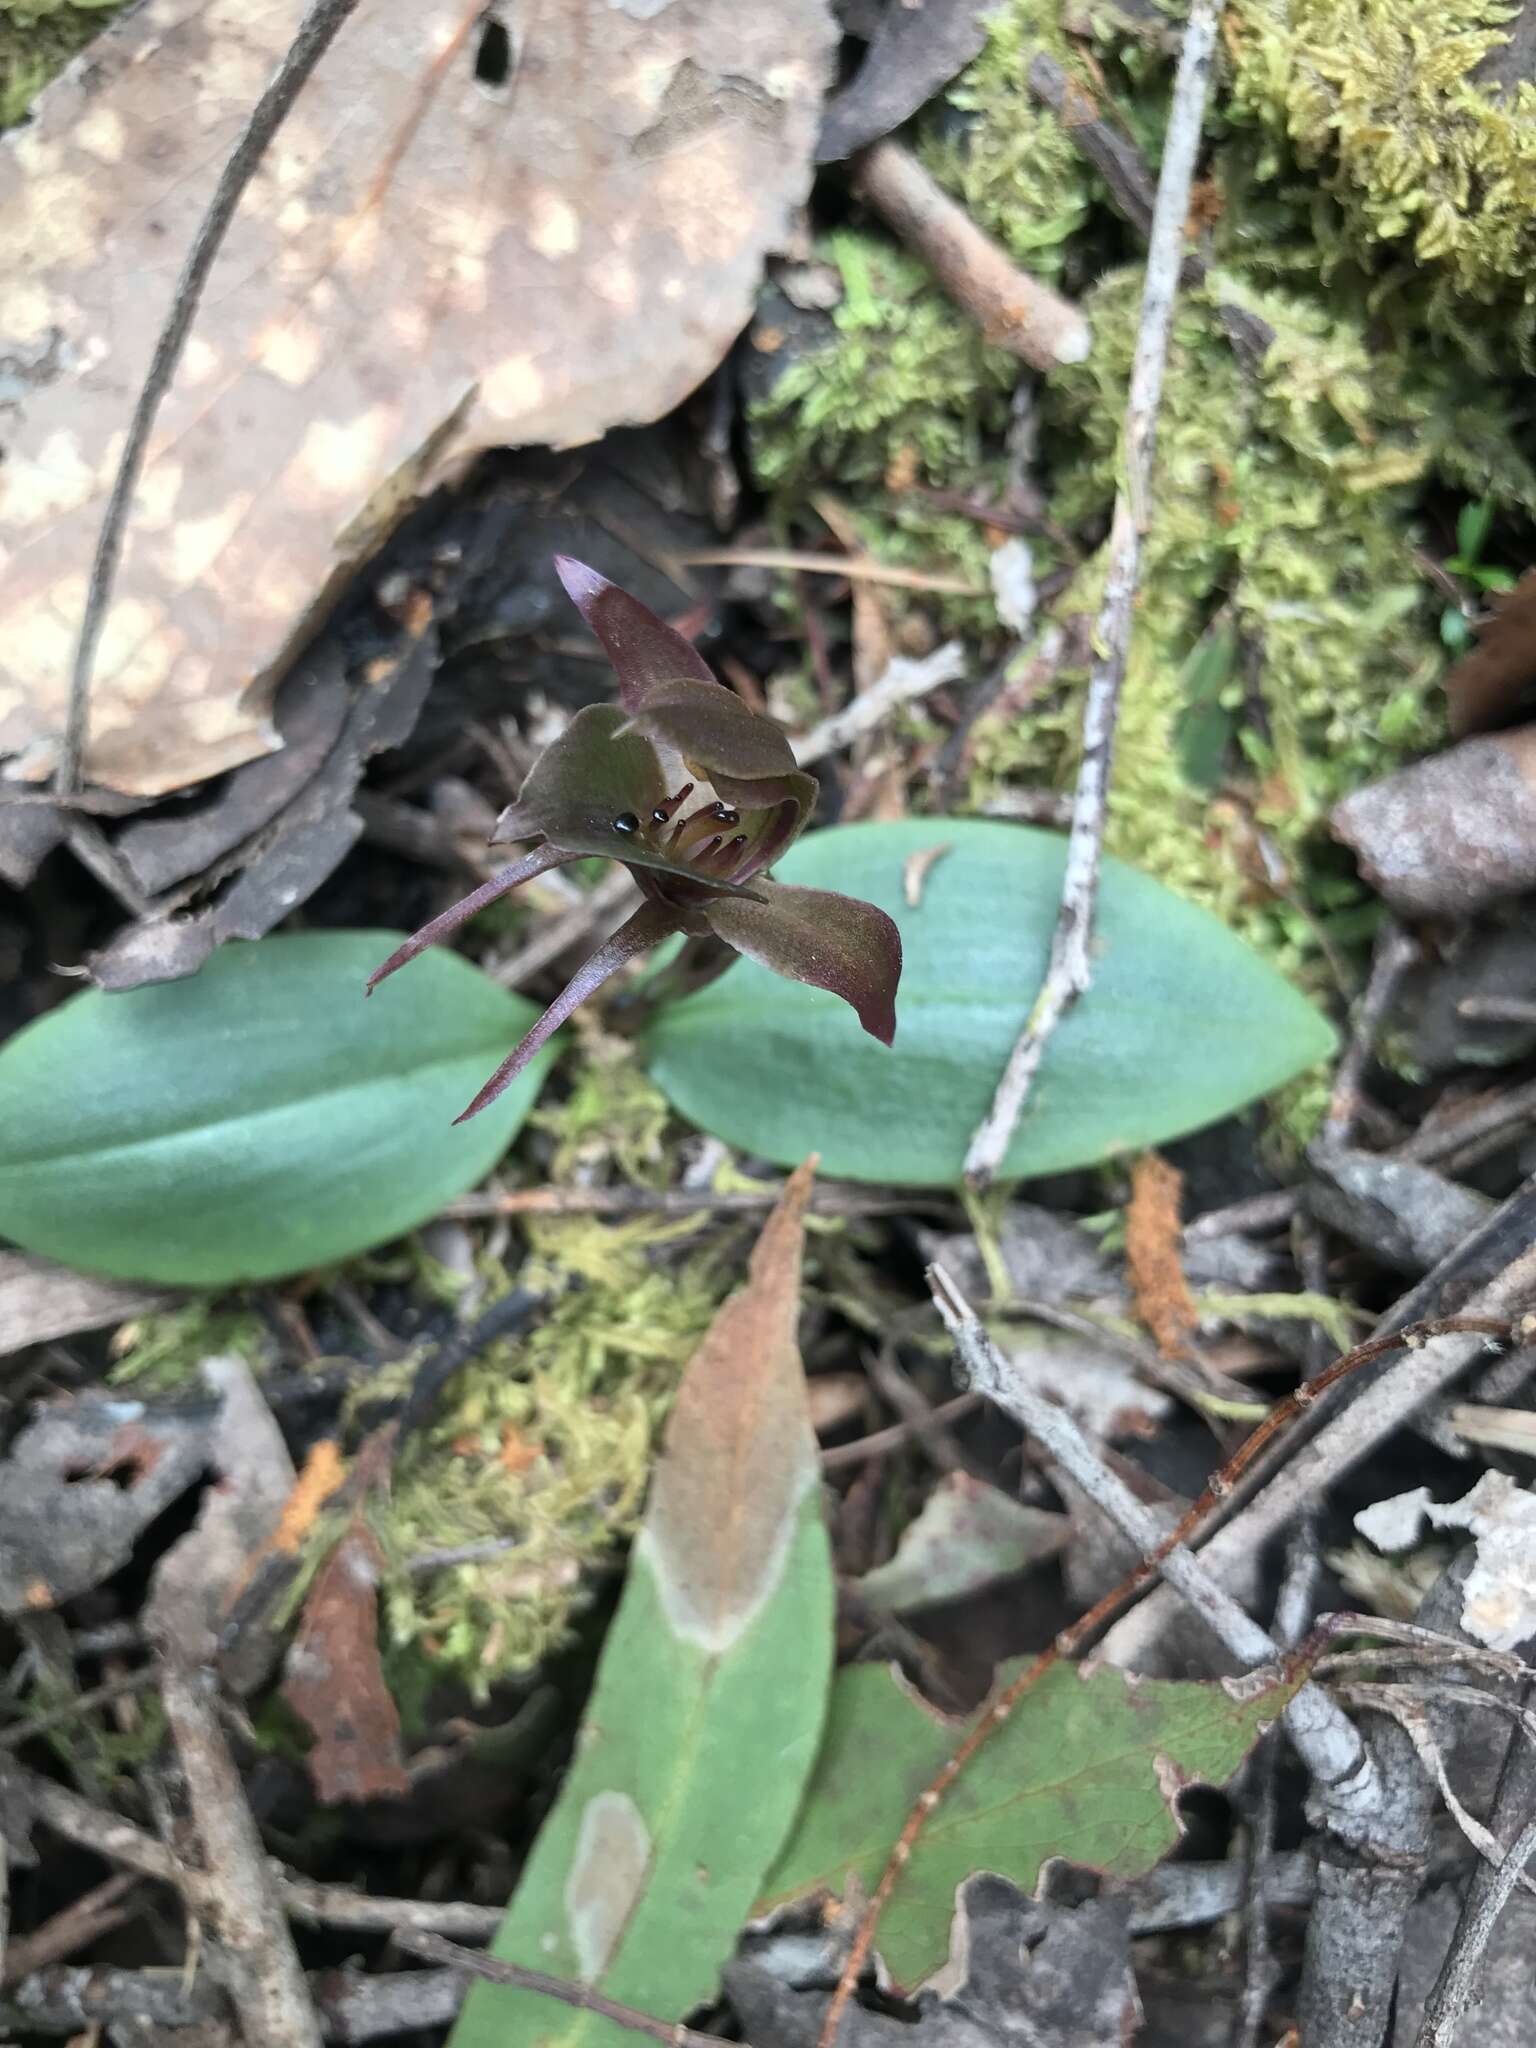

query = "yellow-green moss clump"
[
  {"left": 749, "top": 0, "right": 1536, "bottom": 979},
  {"left": 0, "top": 1, "right": 123, "bottom": 128},
  {"left": 379, "top": 1211, "right": 737, "bottom": 1693},
  {"left": 1226, "top": 0, "right": 1536, "bottom": 354}
]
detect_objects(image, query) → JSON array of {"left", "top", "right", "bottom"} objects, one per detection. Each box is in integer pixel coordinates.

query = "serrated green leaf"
[
  {"left": 758, "top": 1656, "right": 1300, "bottom": 1989},
  {"left": 645, "top": 820, "right": 1335, "bottom": 1186},
  {"left": 449, "top": 1162, "right": 835, "bottom": 2048},
  {"left": 0, "top": 930, "right": 552, "bottom": 1285}
]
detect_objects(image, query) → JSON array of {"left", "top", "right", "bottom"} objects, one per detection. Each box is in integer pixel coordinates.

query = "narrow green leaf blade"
[
  {"left": 758, "top": 1656, "right": 1301, "bottom": 1989},
  {"left": 449, "top": 1162, "right": 835, "bottom": 2048},
  {"left": 0, "top": 931, "right": 552, "bottom": 1285},
  {"left": 646, "top": 820, "right": 1335, "bottom": 1185}
]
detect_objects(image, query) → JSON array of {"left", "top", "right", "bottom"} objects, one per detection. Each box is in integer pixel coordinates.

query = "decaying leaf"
[
  {"left": 757, "top": 1655, "right": 1300, "bottom": 1989},
  {"left": 1356, "top": 1471, "right": 1536, "bottom": 1650},
  {"left": 0, "top": 0, "right": 836, "bottom": 796},
  {"left": 282, "top": 1429, "right": 410, "bottom": 1804},
  {"left": 855, "top": 1472, "right": 1066, "bottom": 1614},
  {"left": 1125, "top": 1152, "right": 1198, "bottom": 1360},
  {"left": 0, "top": 1390, "right": 218, "bottom": 1615},
  {"left": 727, "top": 1882, "right": 1138, "bottom": 2048},
  {"left": 1331, "top": 727, "right": 1536, "bottom": 919},
  {"left": 816, "top": 0, "right": 992, "bottom": 162},
  {"left": 451, "top": 1158, "right": 835, "bottom": 2048},
  {"left": 1445, "top": 569, "right": 1536, "bottom": 736}
]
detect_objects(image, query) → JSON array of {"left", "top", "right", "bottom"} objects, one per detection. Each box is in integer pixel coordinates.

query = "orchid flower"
[{"left": 367, "top": 558, "right": 902, "bottom": 1122}]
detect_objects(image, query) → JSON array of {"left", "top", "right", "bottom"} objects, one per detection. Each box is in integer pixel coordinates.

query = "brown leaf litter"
[{"left": 0, "top": 0, "right": 836, "bottom": 796}]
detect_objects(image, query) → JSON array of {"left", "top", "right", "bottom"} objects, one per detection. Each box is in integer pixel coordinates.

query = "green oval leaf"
[
  {"left": 645, "top": 820, "right": 1335, "bottom": 1185},
  {"left": 0, "top": 931, "right": 552, "bottom": 1285}
]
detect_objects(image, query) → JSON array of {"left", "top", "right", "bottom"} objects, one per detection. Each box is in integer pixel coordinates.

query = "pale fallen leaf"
[
  {"left": 1356, "top": 1471, "right": 1536, "bottom": 1649},
  {"left": 856, "top": 1471, "right": 1066, "bottom": 1613},
  {"left": 0, "top": 1248, "right": 170, "bottom": 1358},
  {"left": 0, "top": 0, "right": 835, "bottom": 795}
]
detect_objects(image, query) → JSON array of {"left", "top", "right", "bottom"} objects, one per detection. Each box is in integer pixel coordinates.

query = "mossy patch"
[{"left": 0, "top": 0, "right": 123, "bottom": 129}]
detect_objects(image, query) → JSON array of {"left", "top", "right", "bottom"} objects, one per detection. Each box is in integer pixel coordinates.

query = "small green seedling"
[{"left": 1441, "top": 497, "right": 1517, "bottom": 651}]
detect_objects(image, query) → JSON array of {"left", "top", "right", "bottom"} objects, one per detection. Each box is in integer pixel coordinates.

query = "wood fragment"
[
  {"left": 962, "top": 0, "right": 1223, "bottom": 1187},
  {"left": 852, "top": 140, "right": 1091, "bottom": 370},
  {"left": 158, "top": 1661, "right": 323, "bottom": 2048},
  {"left": 1125, "top": 1154, "right": 1199, "bottom": 1359},
  {"left": 392, "top": 1928, "right": 735, "bottom": 2047}
]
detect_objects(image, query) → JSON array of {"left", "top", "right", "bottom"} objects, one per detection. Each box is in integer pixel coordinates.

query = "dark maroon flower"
[{"left": 367, "top": 559, "right": 902, "bottom": 1121}]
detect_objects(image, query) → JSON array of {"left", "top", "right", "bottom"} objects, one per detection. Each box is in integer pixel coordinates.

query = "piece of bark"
[
  {"left": 0, "top": 1250, "right": 170, "bottom": 1358},
  {"left": 0, "top": 1395, "right": 217, "bottom": 1615},
  {"left": 818, "top": 0, "right": 992, "bottom": 162},
  {"left": 1332, "top": 726, "right": 1536, "bottom": 919},
  {"left": 1306, "top": 1148, "right": 1495, "bottom": 1278}
]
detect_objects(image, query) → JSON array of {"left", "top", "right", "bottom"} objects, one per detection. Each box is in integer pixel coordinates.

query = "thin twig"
[
  {"left": 279, "top": 1878, "right": 499, "bottom": 1941},
  {"left": 391, "top": 1928, "right": 734, "bottom": 2046},
  {"left": 486, "top": 869, "right": 636, "bottom": 989},
  {"left": 0, "top": 1668, "right": 157, "bottom": 1752},
  {"left": 819, "top": 1391, "right": 985, "bottom": 1472},
  {"left": 961, "top": 0, "right": 1224, "bottom": 1188},
  {"left": 1416, "top": 1814, "right": 1536, "bottom": 2046},
  {"left": 1098, "top": 1252, "right": 1536, "bottom": 1668},
  {"left": 792, "top": 644, "right": 967, "bottom": 766},
  {"left": 852, "top": 140, "right": 1091, "bottom": 370},
  {"left": 1322, "top": 919, "right": 1420, "bottom": 1146},
  {"left": 56, "top": 0, "right": 365, "bottom": 794},
  {"left": 159, "top": 1661, "right": 322, "bottom": 2048},
  {"left": 0, "top": 1874, "right": 141, "bottom": 1986},
  {"left": 441, "top": 1183, "right": 952, "bottom": 1221},
  {"left": 671, "top": 547, "right": 984, "bottom": 596},
  {"left": 814, "top": 1277, "right": 1505, "bottom": 2045}
]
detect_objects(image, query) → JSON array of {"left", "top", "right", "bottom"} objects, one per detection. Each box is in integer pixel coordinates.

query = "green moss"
[
  {"left": 1226, "top": 0, "right": 1536, "bottom": 352},
  {"left": 0, "top": 0, "right": 123, "bottom": 128},
  {"left": 375, "top": 1193, "right": 739, "bottom": 1695},
  {"left": 109, "top": 1299, "right": 271, "bottom": 1392}
]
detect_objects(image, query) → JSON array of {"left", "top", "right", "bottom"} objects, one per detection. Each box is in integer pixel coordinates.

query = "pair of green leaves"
[
  {"left": 0, "top": 821, "right": 1330, "bottom": 1285},
  {"left": 445, "top": 1169, "right": 1301, "bottom": 2046}
]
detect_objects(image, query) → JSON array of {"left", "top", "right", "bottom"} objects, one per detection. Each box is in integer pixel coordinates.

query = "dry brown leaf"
[
  {"left": 640, "top": 1154, "right": 820, "bottom": 1652},
  {"left": 1332, "top": 725, "right": 1536, "bottom": 918},
  {"left": 1445, "top": 569, "right": 1536, "bottom": 735},
  {"left": 281, "top": 1427, "right": 408, "bottom": 1803},
  {"left": 1125, "top": 1152, "right": 1197, "bottom": 1360},
  {"left": 0, "top": 0, "right": 835, "bottom": 796}
]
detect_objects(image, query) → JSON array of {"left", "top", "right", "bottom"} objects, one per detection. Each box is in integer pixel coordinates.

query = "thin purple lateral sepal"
[
  {"left": 452, "top": 899, "right": 684, "bottom": 1123},
  {"left": 364, "top": 843, "right": 577, "bottom": 996}
]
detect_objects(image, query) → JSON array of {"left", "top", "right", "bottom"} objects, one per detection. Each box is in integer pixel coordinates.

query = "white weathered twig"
[
  {"left": 1098, "top": 1249, "right": 1536, "bottom": 1667},
  {"left": 1416, "top": 1814, "right": 1536, "bottom": 2047},
  {"left": 57, "top": 0, "right": 365, "bottom": 795},
  {"left": 931, "top": 1268, "right": 1387, "bottom": 1842},
  {"left": 961, "top": 0, "right": 1224, "bottom": 1187},
  {"left": 792, "top": 643, "right": 966, "bottom": 765}
]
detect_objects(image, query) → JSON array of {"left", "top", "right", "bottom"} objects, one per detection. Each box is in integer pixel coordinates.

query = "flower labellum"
[{"left": 366, "top": 559, "right": 903, "bottom": 1121}]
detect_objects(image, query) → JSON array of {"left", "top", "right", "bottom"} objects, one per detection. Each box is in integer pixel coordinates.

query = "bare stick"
[
  {"left": 852, "top": 140, "right": 1091, "bottom": 370},
  {"left": 56, "top": 0, "right": 365, "bottom": 795},
  {"left": 813, "top": 1276, "right": 1504, "bottom": 2045},
  {"left": 1416, "top": 1814, "right": 1536, "bottom": 2047},
  {"left": 962, "top": 0, "right": 1224, "bottom": 1187},
  {"left": 160, "top": 1661, "right": 322, "bottom": 2048},
  {"left": 1323, "top": 918, "right": 1419, "bottom": 1146},
  {"left": 391, "top": 1928, "right": 733, "bottom": 2046},
  {"left": 792, "top": 644, "right": 967, "bottom": 765}
]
